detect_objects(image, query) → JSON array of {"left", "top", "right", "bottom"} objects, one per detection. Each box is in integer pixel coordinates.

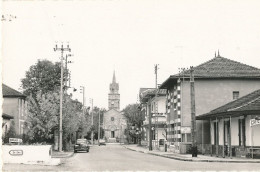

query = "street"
[{"left": 3, "top": 144, "right": 260, "bottom": 171}]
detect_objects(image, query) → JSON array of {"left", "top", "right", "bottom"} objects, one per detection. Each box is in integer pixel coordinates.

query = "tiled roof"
[
  {"left": 175, "top": 56, "right": 260, "bottom": 78},
  {"left": 2, "top": 84, "right": 26, "bottom": 98},
  {"left": 139, "top": 88, "right": 166, "bottom": 102},
  {"left": 160, "top": 55, "right": 260, "bottom": 88},
  {"left": 197, "top": 89, "right": 260, "bottom": 119}
]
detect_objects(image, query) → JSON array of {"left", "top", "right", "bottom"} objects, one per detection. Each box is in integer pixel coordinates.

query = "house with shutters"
[
  {"left": 159, "top": 52, "right": 260, "bottom": 154},
  {"left": 139, "top": 88, "right": 167, "bottom": 150},
  {"left": 196, "top": 89, "right": 260, "bottom": 158},
  {"left": 2, "top": 84, "right": 27, "bottom": 136}
]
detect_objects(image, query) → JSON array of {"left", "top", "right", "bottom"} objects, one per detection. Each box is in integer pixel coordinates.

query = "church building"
[{"left": 103, "top": 71, "right": 126, "bottom": 143}]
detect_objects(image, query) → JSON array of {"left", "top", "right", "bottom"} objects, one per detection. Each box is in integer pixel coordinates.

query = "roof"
[
  {"left": 160, "top": 55, "right": 260, "bottom": 88},
  {"left": 2, "top": 84, "right": 26, "bottom": 98},
  {"left": 2, "top": 113, "right": 14, "bottom": 119},
  {"left": 139, "top": 88, "right": 166, "bottom": 103},
  {"left": 196, "top": 89, "right": 260, "bottom": 120}
]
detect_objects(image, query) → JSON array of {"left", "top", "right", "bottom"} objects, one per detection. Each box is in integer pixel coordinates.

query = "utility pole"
[
  {"left": 190, "top": 66, "right": 197, "bottom": 157},
  {"left": 65, "top": 54, "right": 73, "bottom": 91},
  {"left": 98, "top": 109, "right": 100, "bottom": 144},
  {"left": 154, "top": 64, "right": 159, "bottom": 89},
  {"left": 89, "top": 98, "right": 94, "bottom": 145},
  {"left": 148, "top": 98, "right": 152, "bottom": 151},
  {"left": 80, "top": 86, "right": 85, "bottom": 121},
  {"left": 54, "top": 43, "right": 71, "bottom": 152}
]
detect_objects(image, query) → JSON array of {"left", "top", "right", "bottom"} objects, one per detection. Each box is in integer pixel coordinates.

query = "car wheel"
[
  {"left": 87, "top": 149, "right": 89, "bottom": 153},
  {"left": 74, "top": 150, "right": 77, "bottom": 153}
]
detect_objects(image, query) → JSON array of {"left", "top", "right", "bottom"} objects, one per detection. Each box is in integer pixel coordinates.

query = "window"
[
  {"left": 233, "top": 91, "right": 239, "bottom": 100},
  {"left": 238, "top": 118, "right": 246, "bottom": 146},
  {"left": 111, "top": 117, "right": 114, "bottom": 121}
]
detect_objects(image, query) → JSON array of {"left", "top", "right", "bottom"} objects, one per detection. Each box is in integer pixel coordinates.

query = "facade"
[
  {"left": 103, "top": 71, "right": 126, "bottom": 142},
  {"left": 196, "top": 89, "right": 260, "bottom": 158},
  {"left": 159, "top": 53, "right": 260, "bottom": 153},
  {"left": 2, "top": 84, "right": 27, "bottom": 136},
  {"left": 139, "top": 88, "right": 167, "bottom": 150}
]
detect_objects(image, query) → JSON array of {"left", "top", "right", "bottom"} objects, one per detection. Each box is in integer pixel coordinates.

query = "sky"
[{"left": 1, "top": 0, "right": 260, "bottom": 110}]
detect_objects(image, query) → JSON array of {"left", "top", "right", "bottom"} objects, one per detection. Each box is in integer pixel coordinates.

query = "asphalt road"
[{"left": 3, "top": 144, "right": 260, "bottom": 171}]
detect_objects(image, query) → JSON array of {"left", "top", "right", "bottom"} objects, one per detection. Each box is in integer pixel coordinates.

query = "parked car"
[
  {"left": 99, "top": 139, "right": 106, "bottom": 146},
  {"left": 74, "top": 139, "right": 90, "bottom": 153}
]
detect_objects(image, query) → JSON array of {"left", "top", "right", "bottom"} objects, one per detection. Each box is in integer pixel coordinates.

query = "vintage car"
[
  {"left": 99, "top": 139, "right": 106, "bottom": 146},
  {"left": 74, "top": 139, "right": 90, "bottom": 153}
]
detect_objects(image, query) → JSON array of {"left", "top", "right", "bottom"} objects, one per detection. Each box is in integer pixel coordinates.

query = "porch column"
[
  {"left": 229, "top": 116, "right": 232, "bottom": 158},
  {"left": 202, "top": 120, "right": 204, "bottom": 154},
  {"left": 222, "top": 116, "right": 225, "bottom": 158},
  {"left": 210, "top": 118, "right": 212, "bottom": 156},
  {"left": 216, "top": 117, "right": 219, "bottom": 157}
]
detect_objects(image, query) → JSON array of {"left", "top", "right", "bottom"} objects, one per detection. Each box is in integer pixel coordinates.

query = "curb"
[
  {"left": 51, "top": 152, "right": 74, "bottom": 158},
  {"left": 124, "top": 146, "right": 260, "bottom": 163}
]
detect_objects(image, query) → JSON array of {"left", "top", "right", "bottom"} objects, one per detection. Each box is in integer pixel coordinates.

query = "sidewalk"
[
  {"left": 51, "top": 151, "right": 74, "bottom": 158},
  {"left": 124, "top": 144, "right": 260, "bottom": 163}
]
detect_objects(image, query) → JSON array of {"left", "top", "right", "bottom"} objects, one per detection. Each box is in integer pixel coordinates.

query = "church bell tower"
[{"left": 108, "top": 71, "right": 120, "bottom": 110}]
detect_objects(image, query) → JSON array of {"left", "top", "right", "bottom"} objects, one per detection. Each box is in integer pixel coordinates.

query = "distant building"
[
  {"left": 139, "top": 88, "right": 167, "bottom": 150},
  {"left": 103, "top": 71, "right": 126, "bottom": 143},
  {"left": 197, "top": 89, "right": 260, "bottom": 158},
  {"left": 159, "top": 52, "right": 260, "bottom": 154},
  {"left": 2, "top": 84, "right": 27, "bottom": 136}
]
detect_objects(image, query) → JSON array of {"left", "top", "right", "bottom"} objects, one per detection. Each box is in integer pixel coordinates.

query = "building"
[
  {"left": 159, "top": 52, "right": 260, "bottom": 154},
  {"left": 139, "top": 88, "right": 167, "bottom": 150},
  {"left": 103, "top": 71, "right": 126, "bottom": 143},
  {"left": 2, "top": 84, "right": 27, "bottom": 136},
  {"left": 196, "top": 89, "right": 260, "bottom": 158}
]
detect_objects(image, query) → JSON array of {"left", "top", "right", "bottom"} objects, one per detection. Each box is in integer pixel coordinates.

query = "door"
[{"left": 111, "top": 131, "right": 115, "bottom": 138}]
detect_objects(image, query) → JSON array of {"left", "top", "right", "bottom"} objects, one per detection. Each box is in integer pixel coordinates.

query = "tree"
[
  {"left": 122, "top": 103, "right": 144, "bottom": 144},
  {"left": 21, "top": 59, "right": 67, "bottom": 98},
  {"left": 25, "top": 91, "right": 60, "bottom": 143}
]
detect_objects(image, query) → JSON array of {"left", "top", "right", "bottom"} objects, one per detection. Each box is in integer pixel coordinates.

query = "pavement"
[
  {"left": 124, "top": 144, "right": 260, "bottom": 163},
  {"left": 51, "top": 150, "right": 74, "bottom": 158}
]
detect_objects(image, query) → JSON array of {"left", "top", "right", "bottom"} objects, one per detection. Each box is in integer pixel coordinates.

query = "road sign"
[
  {"left": 9, "top": 150, "right": 23, "bottom": 156},
  {"left": 9, "top": 138, "right": 22, "bottom": 144},
  {"left": 250, "top": 119, "right": 260, "bottom": 127}
]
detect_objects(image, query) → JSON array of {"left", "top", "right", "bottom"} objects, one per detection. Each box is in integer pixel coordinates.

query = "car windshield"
[{"left": 76, "top": 139, "right": 87, "bottom": 144}]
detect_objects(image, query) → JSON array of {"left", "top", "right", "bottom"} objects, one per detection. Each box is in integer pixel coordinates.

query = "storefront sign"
[
  {"left": 250, "top": 119, "right": 260, "bottom": 127},
  {"left": 9, "top": 150, "right": 23, "bottom": 156},
  {"left": 181, "top": 127, "right": 191, "bottom": 133}
]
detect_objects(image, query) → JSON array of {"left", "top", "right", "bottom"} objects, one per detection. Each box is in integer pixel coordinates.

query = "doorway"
[{"left": 111, "top": 131, "right": 115, "bottom": 138}]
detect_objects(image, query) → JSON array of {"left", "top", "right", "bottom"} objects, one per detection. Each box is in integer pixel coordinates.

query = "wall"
[
  {"left": 2, "top": 145, "right": 52, "bottom": 164},
  {"left": 2, "top": 118, "right": 12, "bottom": 137},
  {"left": 182, "top": 79, "right": 260, "bottom": 144},
  {"left": 2, "top": 97, "right": 27, "bottom": 135},
  {"left": 103, "top": 109, "right": 126, "bottom": 140},
  {"left": 247, "top": 115, "right": 260, "bottom": 146}
]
